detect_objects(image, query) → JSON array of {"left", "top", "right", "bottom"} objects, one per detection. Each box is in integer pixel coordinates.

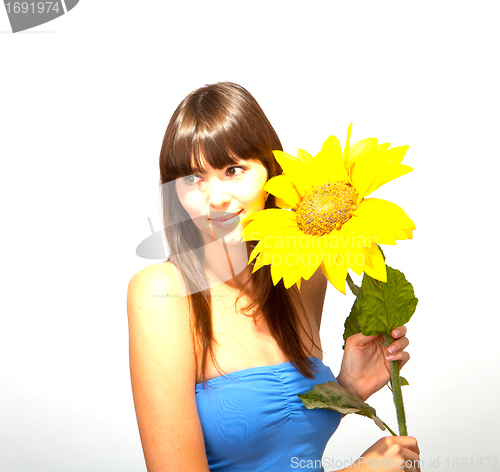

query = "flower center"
[{"left": 296, "top": 181, "right": 359, "bottom": 236}]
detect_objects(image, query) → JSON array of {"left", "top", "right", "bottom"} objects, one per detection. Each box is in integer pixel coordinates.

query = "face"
[{"left": 175, "top": 157, "right": 268, "bottom": 245}]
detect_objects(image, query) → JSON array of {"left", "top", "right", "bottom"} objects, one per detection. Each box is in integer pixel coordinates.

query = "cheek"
[
  {"left": 176, "top": 186, "right": 206, "bottom": 219},
  {"left": 247, "top": 190, "right": 266, "bottom": 211},
  {"left": 240, "top": 176, "right": 268, "bottom": 211}
]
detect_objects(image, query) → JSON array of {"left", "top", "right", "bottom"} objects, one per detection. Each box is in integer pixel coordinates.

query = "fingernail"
[
  {"left": 393, "top": 329, "right": 400, "bottom": 337},
  {"left": 386, "top": 354, "right": 395, "bottom": 360},
  {"left": 387, "top": 345, "right": 396, "bottom": 354}
]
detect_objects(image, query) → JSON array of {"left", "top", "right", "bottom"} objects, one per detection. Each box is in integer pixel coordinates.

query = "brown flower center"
[{"left": 296, "top": 181, "right": 359, "bottom": 236}]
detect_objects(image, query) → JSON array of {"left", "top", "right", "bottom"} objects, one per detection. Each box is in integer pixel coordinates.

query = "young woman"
[{"left": 127, "top": 82, "right": 420, "bottom": 472}]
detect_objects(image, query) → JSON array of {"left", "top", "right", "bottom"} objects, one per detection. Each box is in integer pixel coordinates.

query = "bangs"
[
  {"left": 165, "top": 121, "right": 263, "bottom": 182},
  {"left": 174, "top": 137, "right": 242, "bottom": 180}
]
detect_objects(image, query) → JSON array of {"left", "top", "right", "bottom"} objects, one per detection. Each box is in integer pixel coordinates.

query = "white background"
[{"left": 1, "top": 1, "right": 499, "bottom": 471}]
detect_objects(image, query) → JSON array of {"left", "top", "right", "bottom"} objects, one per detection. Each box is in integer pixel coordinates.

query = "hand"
[
  {"left": 336, "top": 326, "right": 409, "bottom": 402},
  {"left": 348, "top": 436, "right": 421, "bottom": 471}
]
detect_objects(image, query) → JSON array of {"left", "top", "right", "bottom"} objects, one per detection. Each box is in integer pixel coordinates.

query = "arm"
[{"left": 127, "top": 263, "right": 210, "bottom": 472}]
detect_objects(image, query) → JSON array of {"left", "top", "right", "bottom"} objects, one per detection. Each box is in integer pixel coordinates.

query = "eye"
[
  {"left": 183, "top": 174, "right": 202, "bottom": 186},
  {"left": 226, "top": 166, "right": 245, "bottom": 177}
]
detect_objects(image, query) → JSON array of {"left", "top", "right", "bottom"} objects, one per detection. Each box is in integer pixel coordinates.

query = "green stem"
[
  {"left": 382, "top": 421, "right": 397, "bottom": 437},
  {"left": 383, "top": 334, "right": 408, "bottom": 436}
]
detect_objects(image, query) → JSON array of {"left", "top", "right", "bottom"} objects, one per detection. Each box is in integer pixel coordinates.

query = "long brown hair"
[{"left": 159, "top": 82, "right": 317, "bottom": 382}]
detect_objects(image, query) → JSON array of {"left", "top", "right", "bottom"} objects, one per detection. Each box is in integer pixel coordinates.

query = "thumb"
[{"left": 346, "top": 331, "right": 380, "bottom": 346}]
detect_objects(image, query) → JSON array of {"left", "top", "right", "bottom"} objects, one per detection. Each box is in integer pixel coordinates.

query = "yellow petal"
[
  {"left": 343, "top": 123, "right": 353, "bottom": 158},
  {"left": 357, "top": 198, "right": 415, "bottom": 232},
  {"left": 294, "top": 241, "right": 323, "bottom": 281},
  {"left": 344, "top": 214, "right": 397, "bottom": 246},
  {"left": 378, "top": 164, "right": 413, "bottom": 184},
  {"left": 297, "top": 148, "right": 314, "bottom": 164},
  {"left": 260, "top": 246, "right": 291, "bottom": 286},
  {"left": 403, "top": 228, "right": 414, "bottom": 239},
  {"left": 248, "top": 241, "right": 264, "bottom": 263},
  {"left": 264, "top": 175, "right": 301, "bottom": 209},
  {"left": 346, "top": 137, "right": 379, "bottom": 161},
  {"left": 347, "top": 153, "right": 379, "bottom": 196},
  {"left": 345, "top": 245, "right": 367, "bottom": 276},
  {"left": 266, "top": 246, "right": 302, "bottom": 287},
  {"left": 345, "top": 138, "right": 411, "bottom": 197},
  {"left": 252, "top": 251, "right": 267, "bottom": 272},
  {"left": 283, "top": 264, "right": 302, "bottom": 289},
  {"left": 363, "top": 244, "right": 387, "bottom": 283},
  {"left": 349, "top": 200, "right": 412, "bottom": 246},
  {"left": 272, "top": 150, "right": 315, "bottom": 195},
  {"left": 270, "top": 260, "right": 284, "bottom": 285},
  {"left": 349, "top": 157, "right": 380, "bottom": 197},
  {"left": 321, "top": 256, "right": 348, "bottom": 294},
  {"left": 243, "top": 208, "right": 295, "bottom": 225},
  {"left": 295, "top": 277, "right": 302, "bottom": 291},
  {"left": 275, "top": 197, "right": 294, "bottom": 209},
  {"left": 360, "top": 164, "right": 414, "bottom": 198},
  {"left": 242, "top": 209, "right": 297, "bottom": 241},
  {"left": 382, "top": 145, "right": 409, "bottom": 165},
  {"left": 312, "top": 135, "right": 349, "bottom": 184}
]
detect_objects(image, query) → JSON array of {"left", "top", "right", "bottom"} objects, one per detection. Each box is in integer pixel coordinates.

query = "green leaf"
[
  {"left": 386, "top": 376, "right": 409, "bottom": 393},
  {"left": 346, "top": 273, "right": 363, "bottom": 299},
  {"left": 342, "top": 299, "right": 361, "bottom": 349},
  {"left": 298, "top": 381, "right": 390, "bottom": 433},
  {"left": 356, "top": 266, "right": 418, "bottom": 337},
  {"left": 378, "top": 245, "right": 386, "bottom": 261}
]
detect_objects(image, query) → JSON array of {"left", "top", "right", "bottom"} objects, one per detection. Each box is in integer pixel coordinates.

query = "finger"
[
  {"left": 387, "top": 336, "right": 409, "bottom": 355},
  {"left": 392, "top": 325, "right": 407, "bottom": 338},
  {"left": 403, "top": 450, "right": 421, "bottom": 472},
  {"left": 391, "top": 436, "right": 420, "bottom": 455},
  {"left": 347, "top": 331, "right": 379, "bottom": 345},
  {"left": 386, "top": 351, "right": 410, "bottom": 368},
  {"left": 402, "top": 452, "right": 421, "bottom": 472},
  {"left": 398, "top": 352, "right": 410, "bottom": 369}
]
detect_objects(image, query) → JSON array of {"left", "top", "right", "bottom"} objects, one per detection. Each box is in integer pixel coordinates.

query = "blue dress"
[{"left": 195, "top": 357, "right": 342, "bottom": 471}]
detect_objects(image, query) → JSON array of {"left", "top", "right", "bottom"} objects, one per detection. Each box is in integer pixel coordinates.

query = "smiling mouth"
[
  {"left": 209, "top": 210, "right": 243, "bottom": 222},
  {"left": 208, "top": 210, "right": 243, "bottom": 229}
]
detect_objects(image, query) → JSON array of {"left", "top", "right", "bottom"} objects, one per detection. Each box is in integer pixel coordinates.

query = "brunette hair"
[{"left": 159, "top": 82, "right": 317, "bottom": 382}]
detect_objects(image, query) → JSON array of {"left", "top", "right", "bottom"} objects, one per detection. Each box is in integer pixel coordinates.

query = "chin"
[{"left": 213, "top": 224, "right": 245, "bottom": 245}]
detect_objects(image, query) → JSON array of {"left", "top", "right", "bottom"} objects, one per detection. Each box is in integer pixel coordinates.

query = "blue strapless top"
[{"left": 195, "top": 357, "right": 342, "bottom": 471}]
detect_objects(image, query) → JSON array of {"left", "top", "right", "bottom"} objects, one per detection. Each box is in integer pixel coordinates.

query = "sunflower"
[{"left": 242, "top": 124, "right": 415, "bottom": 294}]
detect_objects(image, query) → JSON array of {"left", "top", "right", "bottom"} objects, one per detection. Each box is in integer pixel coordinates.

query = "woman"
[{"left": 127, "top": 82, "right": 420, "bottom": 471}]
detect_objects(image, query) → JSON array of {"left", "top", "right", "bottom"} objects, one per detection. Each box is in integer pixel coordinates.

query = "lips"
[
  {"left": 208, "top": 210, "right": 243, "bottom": 229},
  {"left": 209, "top": 210, "right": 242, "bottom": 222}
]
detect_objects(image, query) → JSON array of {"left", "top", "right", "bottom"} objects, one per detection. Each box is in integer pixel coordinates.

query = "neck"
[{"left": 201, "top": 238, "right": 252, "bottom": 291}]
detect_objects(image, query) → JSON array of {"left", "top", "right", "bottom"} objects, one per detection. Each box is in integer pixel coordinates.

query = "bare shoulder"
[
  {"left": 127, "top": 261, "right": 193, "bottom": 369},
  {"left": 128, "top": 261, "right": 183, "bottom": 300},
  {"left": 127, "top": 260, "right": 193, "bottom": 350}
]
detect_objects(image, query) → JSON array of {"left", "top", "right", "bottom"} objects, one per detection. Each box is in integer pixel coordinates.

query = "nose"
[{"left": 206, "top": 178, "right": 231, "bottom": 210}]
